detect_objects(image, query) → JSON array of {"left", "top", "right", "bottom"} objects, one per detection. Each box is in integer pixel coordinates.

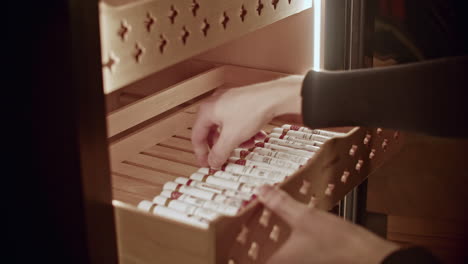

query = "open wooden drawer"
[{"left": 107, "top": 61, "right": 404, "bottom": 263}]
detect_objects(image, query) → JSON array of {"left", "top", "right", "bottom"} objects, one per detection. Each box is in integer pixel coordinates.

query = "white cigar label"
[
  {"left": 190, "top": 172, "right": 256, "bottom": 193},
  {"left": 153, "top": 195, "right": 220, "bottom": 221},
  {"left": 269, "top": 133, "right": 325, "bottom": 147},
  {"left": 248, "top": 147, "right": 310, "bottom": 165},
  {"left": 197, "top": 168, "right": 276, "bottom": 186},
  {"left": 271, "top": 128, "right": 330, "bottom": 143},
  {"left": 160, "top": 190, "right": 239, "bottom": 215},
  {"left": 164, "top": 182, "right": 214, "bottom": 200},
  {"left": 232, "top": 149, "right": 302, "bottom": 169},
  {"left": 281, "top": 124, "right": 344, "bottom": 138},
  {"left": 174, "top": 177, "right": 253, "bottom": 201},
  {"left": 264, "top": 137, "right": 320, "bottom": 152},
  {"left": 137, "top": 200, "right": 209, "bottom": 229},
  {"left": 210, "top": 163, "right": 288, "bottom": 181},
  {"left": 163, "top": 181, "right": 246, "bottom": 208},
  {"left": 254, "top": 141, "right": 313, "bottom": 157},
  {"left": 228, "top": 157, "right": 296, "bottom": 175}
]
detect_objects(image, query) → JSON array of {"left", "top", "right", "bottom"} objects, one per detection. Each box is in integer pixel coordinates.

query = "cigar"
[
  {"left": 137, "top": 200, "right": 209, "bottom": 229},
  {"left": 271, "top": 128, "right": 330, "bottom": 142},
  {"left": 196, "top": 168, "right": 276, "bottom": 186},
  {"left": 264, "top": 137, "right": 321, "bottom": 152},
  {"left": 163, "top": 182, "right": 246, "bottom": 208},
  {"left": 153, "top": 195, "right": 220, "bottom": 221},
  {"left": 175, "top": 177, "right": 254, "bottom": 201},
  {"left": 269, "top": 133, "right": 325, "bottom": 146},
  {"left": 228, "top": 157, "right": 296, "bottom": 175},
  {"left": 232, "top": 149, "right": 302, "bottom": 169},
  {"left": 281, "top": 124, "right": 344, "bottom": 138},
  {"left": 254, "top": 141, "right": 314, "bottom": 158},
  {"left": 201, "top": 163, "right": 288, "bottom": 182},
  {"left": 189, "top": 172, "right": 256, "bottom": 193},
  {"left": 160, "top": 190, "right": 239, "bottom": 216},
  {"left": 247, "top": 146, "right": 310, "bottom": 165}
]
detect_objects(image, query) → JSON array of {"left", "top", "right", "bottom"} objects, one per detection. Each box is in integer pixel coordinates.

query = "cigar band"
[
  {"left": 234, "top": 159, "right": 247, "bottom": 165},
  {"left": 279, "top": 134, "right": 286, "bottom": 139},
  {"left": 208, "top": 168, "right": 218, "bottom": 175},
  {"left": 164, "top": 198, "right": 173, "bottom": 207},
  {"left": 149, "top": 203, "right": 158, "bottom": 212},
  {"left": 290, "top": 125, "right": 300, "bottom": 130},
  {"left": 186, "top": 179, "right": 193, "bottom": 186},
  {"left": 264, "top": 137, "right": 271, "bottom": 143},
  {"left": 240, "top": 150, "right": 249, "bottom": 159},
  {"left": 254, "top": 142, "right": 265, "bottom": 147},
  {"left": 175, "top": 184, "right": 182, "bottom": 192},
  {"left": 221, "top": 164, "right": 227, "bottom": 171},
  {"left": 239, "top": 182, "right": 245, "bottom": 191},
  {"left": 281, "top": 129, "right": 289, "bottom": 135},
  {"left": 171, "top": 191, "right": 182, "bottom": 199},
  {"left": 201, "top": 174, "right": 209, "bottom": 182}
]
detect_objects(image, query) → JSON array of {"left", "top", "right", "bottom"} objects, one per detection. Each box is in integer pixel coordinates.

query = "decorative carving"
[
  {"left": 191, "top": 0, "right": 200, "bottom": 17},
  {"left": 272, "top": 0, "right": 280, "bottom": 10},
  {"left": 240, "top": 5, "right": 248, "bottom": 22},
  {"left": 144, "top": 12, "right": 155, "bottom": 33},
  {"left": 181, "top": 26, "right": 190, "bottom": 45},
  {"left": 159, "top": 34, "right": 167, "bottom": 54},
  {"left": 201, "top": 19, "right": 210, "bottom": 36},
  {"left": 117, "top": 21, "right": 130, "bottom": 41},
  {"left": 257, "top": 0, "right": 265, "bottom": 15},
  {"left": 221, "top": 12, "right": 230, "bottom": 29},
  {"left": 169, "top": 5, "right": 179, "bottom": 24},
  {"left": 133, "top": 43, "right": 143, "bottom": 63}
]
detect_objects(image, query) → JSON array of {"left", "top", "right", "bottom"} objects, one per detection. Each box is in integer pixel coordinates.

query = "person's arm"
[
  {"left": 302, "top": 56, "right": 468, "bottom": 138},
  {"left": 257, "top": 185, "right": 442, "bottom": 264}
]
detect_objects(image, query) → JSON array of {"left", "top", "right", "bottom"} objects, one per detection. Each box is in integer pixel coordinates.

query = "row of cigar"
[{"left": 137, "top": 125, "right": 344, "bottom": 229}]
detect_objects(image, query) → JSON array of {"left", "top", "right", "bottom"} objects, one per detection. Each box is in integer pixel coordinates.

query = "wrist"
[{"left": 269, "top": 75, "right": 303, "bottom": 117}]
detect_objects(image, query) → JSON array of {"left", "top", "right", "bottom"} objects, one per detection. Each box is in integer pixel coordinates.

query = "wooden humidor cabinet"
[{"left": 99, "top": 1, "right": 405, "bottom": 263}]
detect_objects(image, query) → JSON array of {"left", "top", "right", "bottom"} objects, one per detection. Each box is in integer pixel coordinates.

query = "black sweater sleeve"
[
  {"left": 382, "top": 247, "right": 442, "bottom": 264},
  {"left": 301, "top": 56, "right": 468, "bottom": 138}
]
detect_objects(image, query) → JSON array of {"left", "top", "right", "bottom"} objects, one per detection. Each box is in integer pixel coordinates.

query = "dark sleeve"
[
  {"left": 382, "top": 247, "right": 441, "bottom": 264},
  {"left": 301, "top": 56, "right": 468, "bottom": 138}
]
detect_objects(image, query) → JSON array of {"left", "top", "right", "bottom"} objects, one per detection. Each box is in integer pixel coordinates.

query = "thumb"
[
  {"left": 208, "top": 128, "right": 243, "bottom": 168},
  {"left": 257, "top": 185, "right": 307, "bottom": 227}
]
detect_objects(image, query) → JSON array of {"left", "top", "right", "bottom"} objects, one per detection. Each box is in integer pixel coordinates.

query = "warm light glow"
[{"left": 313, "top": 0, "right": 322, "bottom": 70}]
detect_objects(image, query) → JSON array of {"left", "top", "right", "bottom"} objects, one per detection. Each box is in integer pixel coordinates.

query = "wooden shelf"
[{"left": 99, "top": 0, "right": 312, "bottom": 93}]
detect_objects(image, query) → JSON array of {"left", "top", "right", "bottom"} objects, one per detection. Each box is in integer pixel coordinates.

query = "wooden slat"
[
  {"left": 126, "top": 154, "right": 198, "bottom": 177},
  {"left": 112, "top": 189, "right": 147, "bottom": 206},
  {"left": 112, "top": 174, "right": 160, "bottom": 201},
  {"left": 158, "top": 136, "right": 194, "bottom": 153},
  {"left": 174, "top": 129, "right": 192, "bottom": 140},
  {"left": 107, "top": 66, "right": 225, "bottom": 137},
  {"left": 109, "top": 104, "right": 197, "bottom": 166},
  {"left": 112, "top": 162, "right": 175, "bottom": 186},
  {"left": 142, "top": 145, "right": 199, "bottom": 167}
]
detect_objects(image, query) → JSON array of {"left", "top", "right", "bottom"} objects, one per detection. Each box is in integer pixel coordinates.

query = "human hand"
[
  {"left": 191, "top": 76, "right": 303, "bottom": 168},
  {"left": 258, "top": 185, "right": 399, "bottom": 264}
]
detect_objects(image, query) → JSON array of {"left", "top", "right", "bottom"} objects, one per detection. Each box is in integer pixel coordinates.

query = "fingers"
[
  {"left": 255, "top": 130, "right": 267, "bottom": 140},
  {"left": 208, "top": 128, "right": 243, "bottom": 168},
  {"left": 257, "top": 185, "right": 307, "bottom": 226},
  {"left": 191, "top": 114, "right": 214, "bottom": 167},
  {"left": 207, "top": 127, "right": 220, "bottom": 148},
  {"left": 239, "top": 137, "right": 255, "bottom": 149},
  {"left": 238, "top": 130, "right": 267, "bottom": 148}
]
